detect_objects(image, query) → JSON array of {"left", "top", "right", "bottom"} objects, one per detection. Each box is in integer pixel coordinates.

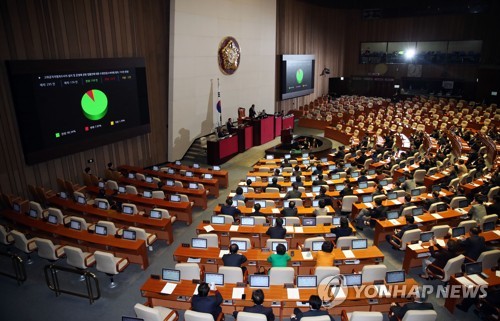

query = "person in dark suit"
[
  {"left": 220, "top": 198, "right": 241, "bottom": 219},
  {"left": 292, "top": 165, "right": 302, "bottom": 177},
  {"left": 386, "top": 215, "right": 418, "bottom": 245},
  {"left": 281, "top": 201, "right": 298, "bottom": 217},
  {"left": 399, "top": 194, "right": 414, "bottom": 215},
  {"left": 294, "top": 175, "right": 304, "bottom": 187},
  {"left": 252, "top": 203, "right": 265, "bottom": 217},
  {"left": 330, "top": 217, "right": 353, "bottom": 240},
  {"left": 266, "top": 177, "right": 282, "bottom": 192},
  {"left": 292, "top": 295, "right": 335, "bottom": 321},
  {"left": 284, "top": 183, "right": 302, "bottom": 200},
  {"left": 312, "top": 164, "right": 323, "bottom": 176},
  {"left": 315, "top": 186, "right": 333, "bottom": 206},
  {"left": 266, "top": 217, "right": 286, "bottom": 239},
  {"left": 312, "top": 174, "right": 328, "bottom": 186},
  {"left": 222, "top": 243, "right": 247, "bottom": 267},
  {"left": 460, "top": 227, "right": 487, "bottom": 261},
  {"left": 191, "top": 282, "right": 223, "bottom": 320},
  {"left": 357, "top": 169, "right": 368, "bottom": 183},
  {"left": 339, "top": 184, "right": 354, "bottom": 197},
  {"left": 423, "top": 190, "right": 441, "bottom": 211},
  {"left": 233, "top": 289, "right": 275, "bottom": 321},
  {"left": 388, "top": 286, "right": 434, "bottom": 321},
  {"left": 249, "top": 104, "right": 256, "bottom": 119},
  {"left": 487, "top": 195, "right": 500, "bottom": 215},
  {"left": 355, "top": 197, "right": 387, "bottom": 229},
  {"left": 420, "top": 238, "right": 459, "bottom": 279}
]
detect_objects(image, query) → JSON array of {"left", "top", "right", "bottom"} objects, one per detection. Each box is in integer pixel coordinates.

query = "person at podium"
[{"left": 249, "top": 104, "right": 256, "bottom": 119}]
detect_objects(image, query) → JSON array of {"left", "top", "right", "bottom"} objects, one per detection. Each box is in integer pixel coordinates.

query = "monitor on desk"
[
  {"left": 458, "top": 200, "right": 469, "bottom": 208},
  {"left": 98, "top": 181, "right": 105, "bottom": 188},
  {"left": 351, "top": 172, "right": 360, "bottom": 178},
  {"left": 335, "top": 184, "right": 345, "bottom": 191},
  {"left": 204, "top": 173, "right": 213, "bottom": 179},
  {"left": 344, "top": 274, "right": 362, "bottom": 286},
  {"left": 193, "top": 164, "right": 200, "bottom": 169},
  {"left": 465, "top": 176, "right": 473, "bottom": 184},
  {"left": 254, "top": 200, "right": 266, "bottom": 208},
  {"left": 302, "top": 153, "right": 309, "bottom": 158},
  {"left": 162, "top": 268, "right": 181, "bottom": 282},
  {"left": 59, "top": 192, "right": 68, "bottom": 199},
  {"left": 367, "top": 169, "right": 376, "bottom": 175},
  {"left": 302, "top": 159, "right": 310, "bottom": 165},
  {"left": 302, "top": 217, "right": 316, "bottom": 226},
  {"left": 170, "top": 195, "right": 181, "bottom": 202},
  {"left": 123, "top": 230, "right": 137, "bottom": 240},
  {"left": 240, "top": 186, "right": 248, "bottom": 193},
  {"left": 152, "top": 166, "right": 159, "bottom": 171},
  {"left": 240, "top": 217, "right": 255, "bottom": 226},
  {"left": 29, "top": 209, "right": 38, "bottom": 218},
  {"left": 436, "top": 203, "right": 448, "bottom": 212},
  {"left": 386, "top": 210, "right": 399, "bottom": 220},
  {"left": 188, "top": 183, "right": 198, "bottom": 189},
  {"left": 122, "top": 205, "right": 134, "bottom": 215},
  {"left": 321, "top": 157, "right": 328, "bottom": 163},
  {"left": 205, "top": 273, "right": 224, "bottom": 286},
  {"left": 118, "top": 186, "right": 126, "bottom": 193},
  {"left": 386, "top": 270, "right": 406, "bottom": 284},
  {"left": 465, "top": 262, "right": 483, "bottom": 275},
  {"left": 231, "top": 200, "right": 239, "bottom": 207},
  {"left": 167, "top": 168, "right": 175, "bottom": 174},
  {"left": 420, "top": 231, "right": 434, "bottom": 242},
  {"left": 247, "top": 176, "right": 257, "bottom": 182},
  {"left": 143, "top": 190, "right": 152, "bottom": 198},
  {"left": 97, "top": 200, "right": 108, "bottom": 210},
  {"left": 47, "top": 214, "right": 58, "bottom": 224},
  {"left": 344, "top": 163, "right": 352, "bottom": 169},
  {"left": 379, "top": 180, "right": 388, "bottom": 187},
  {"left": 284, "top": 154, "right": 291, "bottom": 160},
  {"left": 398, "top": 176, "right": 406, "bottom": 183},
  {"left": 249, "top": 275, "right": 270, "bottom": 288},
  {"left": 297, "top": 275, "right": 317, "bottom": 288},
  {"left": 332, "top": 217, "right": 341, "bottom": 226},
  {"left": 358, "top": 182, "right": 368, "bottom": 189},
  {"left": 286, "top": 186, "right": 293, "bottom": 192},
  {"left": 329, "top": 165, "right": 336, "bottom": 171},
  {"left": 410, "top": 189, "right": 421, "bottom": 197},
  {"left": 175, "top": 161, "right": 181, "bottom": 165},
  {"left": 331, "top": 174, "right": 340, "bottom": 180},
  {"left": 312, "top": 241, "right": 324, "bottom": 251},
  {"left": 352, "top": 239, "right": 368, "bottom": 250},
  {"left": 312, "top": 186, "right": 321, "bottom": 193},
  {"left": 150, "top": 210, "right": 162, "bottom": 219},
  {"left": 311, "top": 175, "right": 318, "bottom": 182},
  {"left": 145, "top": 176, "right": 153, "bottom": 183},
  {"left": 95, "top": 225, "right": 107, "bottom": 236},
  {"left": 69, "top": 220, "right": 81, "bottom": 231},
  {"left": 362, "top": 195, "right": 373, "bottom": 203},
  {"left": 387, "top": 192, "right": 397, "bottom": 200},
  {"left": 211, "top": 215, "right": 225, "bottom": 224},
  {"left": 412, "top": 207, "right": 424, "bottom": 216},
  {"left": 185, "top": 171, "right": 194, "bottom": 177},
  {"left": 191, "top": 238, "right": 208, "bottom": 249},
  {"left": 12, "top": 203, "right": 20, "bottom": 213},
  {"left": 231, "top": 240, "right": 248, "bottom": 251},
  {"left": 452, "top": 226, "right": 465, "bottom": 237},
  {"left": 77, "top": 196, "right": 86, "bottom": 205},
  {"left": 128, "top": 173, "right": 135, "bottom": 179},
  {"left": 266, "top": 155, "right": 274, "bottom": 160},
  {"left": 290, "top": 176, "right": 297, "bottom": 183},
  {"left": 213, "top": 166, "right": 221, "bottom": 171},
  {"left": 483, "top": 221, "right": 495, "bottom": 232},
  {"left": 272, "top": 241, "right": 288, "bottom": 251},
  {"left": 312, "top": 200, "right": 319, "bottom": 207}
]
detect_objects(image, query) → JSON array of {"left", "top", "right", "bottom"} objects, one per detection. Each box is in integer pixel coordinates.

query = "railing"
[
  {"left": 0, "top": 251, "right": 27, "bottom": 285},
  {"left": 44, "top": 264, "right": 100, "bottom": 304}
]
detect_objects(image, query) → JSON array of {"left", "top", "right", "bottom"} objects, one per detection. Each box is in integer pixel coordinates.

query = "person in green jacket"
[{"left": 267, "top": 243, "right": 291, "bottom": 267}]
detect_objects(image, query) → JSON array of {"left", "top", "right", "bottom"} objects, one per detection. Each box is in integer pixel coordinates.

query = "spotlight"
[{"left": 405, "top": 49, "right": 416, "bottom": 60}]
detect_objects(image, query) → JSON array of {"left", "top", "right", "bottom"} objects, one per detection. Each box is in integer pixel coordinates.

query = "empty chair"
[
  {"left": 73, "top": 191, "right": 86, "bottom": 202},
  {"left": 316, "top": 216, "right": 333, "bottom": 225},
  {"left": 135, "top": 173, "right": 146, "bottom": 181},
  {"left": 448, "top": 178, "right": 459, "bottom": 190},
  {"left": 125, "top": 185, "right": 138, "bottom": 195},
  {"left": 151, "top": 208, "right": 171, "bottom": 219},
  {"left": 219, "top": 214, "right": 234, "bottom": 224},
  {"left": 11, "top": 230, "right": 37, "bottom": 264},
  {"left": 284, "top": 217, "right": 300, "bottom": 226},
  {"left": 47, "top": 207, "right": 65, "bottom": 224},
  {"left": 236, "top": 312, "right": 267, "bottom": 321},
  {"left": 426, "top": 254, "right": 465, "bottom": 282},
  {"left": 314, "top": 266, "right": 340, "bottom": 283},
  {"left": 0, "top": 224, "right": 14, "bottom": 246},
  {"left": 480, "top": 214, "right": 498, "bottom": 230},
  {"left": 179, "top": 194, "right": 194, "bottom": 206},
  {"left": 66, "top": 216, "right": 90, "bottom": 230},
  {"left": 94, "top": 198, "right": 110, "bottom": 209},
  {"left": 401, "top": 206, "right": 417, "bottom": 217},
  {"left": 341, "top": 311, "right": 383, "bottom": 321},
  {"left": 35, "top": 238, "right": 65, "bottom": 262},
  {"left": 266, "top": 187, "right": 280, "bottom": 193},
  {"left": 401, "top": 310, "right": 437, "bottom": 321},
  {"left": 29, "top": 201, "right": 46, "bottom": 219},
  {"left": 64, "top": 245, "right": 96, "bottom": 277},
  {"left": 389, "top": 229, "right": 421, "bottom": 250},
  {"left": 413, "top": 170, "right": 426, "bottom": 185},
  {"left": 94, "top": 250, "right": 129, "bottom": 288},
  {"left": 340, "top": 195, "right": 358, "bottom": 215},
  {"left": 185, "top": 309, "right": 222, "bottom": 321},
  {"left": 301, "top": 316, "right": 332, "bottom": 321},
  {"left": 477, "top": 250, "right": 500, "bottom": 270},
  {"left": 230, "top": 237, "right": 252, "bottom": 250},
  {"left": 430, "top": 225, "right": 450, "bottom": 239},
  {"left": 121, "top": 203, "right": 138, "bottom": 215},
  {"left": 175, "top": 263, "right": 201, "bottom": 280},
  {"left": 335, "top": 236, "right": 357, "bottom": 249},
  {"left": 174, "top": 181, "right": 183, "bottom": 188},
  {"left": 127, "top": 227, "right": 157, "bottom": 250},
  {"left": 450, "top": 196, "right": 467, "bottom": 209},
  {"left": 250, "top": 216, "right": 266, "bottom": 225},
  {"left": 152, "top": 190, "right": 165, "bottom": 199},
  {"left": 265, "top": 200, "right": 275, "bottom": 207},
  {"left": 269, "top": 267, "right": 294, "bottom": 285},
  {"left": 106, "top": 180, "right": 119, "bottom": 191},
  {"left": 134, "top": 302, "right": 179, "bottom": 321},
  {"left": 219, "top": 266, "right": 244, "bottom": 284},
  {"left": 198, "top": 233, "right": 219, "bottom": 248},
  {"left": 428, "top": 202, "right": 447, "bottom": 213},
  {"left": 361, "top": 264, "right": 387, "bottom": 283},
  {"left": 458, "top": 220, "right": 477, "bottom": 233},
  {"left": 488, "top": 186, "right": 499, "bottom": 202}
]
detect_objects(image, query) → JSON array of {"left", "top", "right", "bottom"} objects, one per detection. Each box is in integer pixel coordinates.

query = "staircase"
[{"left": 182, "top": 137, "right": 208, "bottom": 165}]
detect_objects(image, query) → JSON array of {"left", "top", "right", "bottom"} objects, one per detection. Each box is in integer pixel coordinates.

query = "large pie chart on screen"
[{"left": 81, "top": 89, "right": 108, "bottom": 121}]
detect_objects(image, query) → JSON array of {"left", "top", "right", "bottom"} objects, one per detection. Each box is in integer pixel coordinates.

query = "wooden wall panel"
[{"left": 0, "top": 0, "right": 169, "bottom": 198}]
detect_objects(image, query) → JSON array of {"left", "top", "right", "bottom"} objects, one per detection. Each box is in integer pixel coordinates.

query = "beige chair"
[
  {"left": 219, "top": 214, "right": 234, "bottom": 224},
  {"left": 269, "top": 267, "right": 294, "bottom": 285},
  {"left": 152, "top": 190, "right": 165, "bottom": 199},
  {"left": 361, "top": 264, "right": 387, "bottom": 283},
  {"left": 236, "top": 312, "right": 267, "bottom": 321},
  {"left": 64, "top": 245, "right": 96, "bottom": 280},
  {"left": 106, "top": 180, "right": 119, "bottom": 190},
  {"left": 340, "top": 311, "right": 383, "bottom": 321},
  {"left": 450, "top": 196, "right": 467, "bottom": 209},
  {"left": 230, "top": 237, "right": 252, "bottom": 250},
  {"left": 314, "top": 266, "right": 340, "bottom": 283},
  {"left": 198, "top": 233, "right": 219, "bottom": 248},
  {"left": 302, "top": 316, "right": 332, "bottom": 321},
  {"left": 151, "top": 208, "right": 171, "bottom": 219},
  {"left": 219, "top": 266, "right": 244, "bottom": 284},
  {"left": 401, "top": 206, "right": 417, "bottom": 217},
  {"left": 184, "top": 309, "right": 223, "bottom": 321},
  {"left": 428, "top": 202, "right": 447, "bottom": 213},
  {"left": 135, "top": 173, "right": 146, "bottom": 181},
  {"left": 430, "top": 225, "right": 450, "bottom": 239},
  {"left": 95, "top": 221, "right": 120, "bottom": 235},
  {"left": 488, "top": 186, "right": 499, "bottom": 202},
  {"left": 94, "top": 198, "right": 110, "bottom": 210},
  {"left": 94, "top": 250, "right": 129, "bottom": 288},
  {"left": 125, "top": 185, "right": 138, "bottom": 195},
  {"left": 389, "top": 229, "right": 421, "bottom": 250},
  {"left": 11, "top": 230, "right": 37, "bottom": 264},
  {"left": 401, "top": 309, "right": 437, "bottom": 321},
  {"left": 336, "top": 236, "right": 358, "bottom": 249},
  {"left": 250, "top": 216, "right": 266, "bottom": 225},
  {"left": 128, "top": 227, "right": 157, "bottom": 250},
  {"left": 458, "top": 220, "right": 477, "bottom": 233},
  {"left": 266, "top": 187, "right": 280, "bottom": 193},
  {"left": 477, "top": 250, "right": 500, "bottom": 270},
  {"left": 427, "top": 254, "right": 464, "bottom": 282},
  {"left": 0, "top": 224, "right": 14, "bottom": 246},
  {"left": 304, "top": 237, "right": 326, "bottom": 250},
  {"left": 480, "top": 214, "right": 498, "bottom": 230},
  {"left": 288, "top": 198, "right": 303, "bottom": 207},
  {"left": 413, "top": 169, "right": 426, "bottom": 185},
  {"left": 134, "top": 303, "right": 179, "bottom": 321},
  {"left": 29, "top": 201, "right": 46, "bottom": 219},
  {"left": 284, "top": 217, "right": 300, "bottom": 226},
  {"left": 47, "top": 207, "right": 65, "bottom": 225},
  {"left": 340, "top": 195, "right": 358, "bottom": 214},
  {"left": 34, "top": 238, "right": 65, "bottom": 262},
  {"left": 66, "top": 216, "right": 89, "bottom": 230},
  {"left": 316, "top": 216, "right": 333, "bottom": 225},
  {"left": 175, "top": 263, "right": 201, "bottom": 280}
]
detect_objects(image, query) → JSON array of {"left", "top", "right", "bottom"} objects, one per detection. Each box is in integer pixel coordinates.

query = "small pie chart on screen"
[{"left": 81, "top": 89, "right": 108, "bottom": 121}]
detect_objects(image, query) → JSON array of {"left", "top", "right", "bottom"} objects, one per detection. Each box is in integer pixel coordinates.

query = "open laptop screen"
[
  {"left": 352, "top": 239, "right": 368, "bottom": 249},
  {"left": 205, "top": 273, "right": 224, "bottom": 285},
  {"left": 191, "top": 238, "right": 208, "bottom": 248},
  {"left": 211, "top": 216, "right": 225, "bottom": 224},
  {"left": 452, "top": 226, "right": 465, "bottom": 237},
  {"left": 312, "top": 241, "right": 324, "bottom": 251},
  {"left": 362, "top": 195, "right": 373, "bottom": 203},
  {"left": 386, "top": 270, "right": 406, "bottom": 284},
  {"left": 150, "top": 210, "right": 162, "bottom": 219},
  {"left": 410, "top": 189, "right": 421, "bottom": 196},
  {"left": 231, "top": 240, "right": 247, "bottom": 251},
  {"left": 302, "top": 217, "right": 316, "bottom": 226},
  {"left": 143, "top": 190, "right": 152, "bottom": 198},
  {"left": 240, "top": 217, "right": 255, "bottom": 226},
  {"left": 358, "top": 182, "right": 368, "bottom": 189},
  {"left": 420, "top": 231, "right": 434, "bottom": 242},
  {"left": 249, "top": 275, "right": 270, "bottom": 287},
  {"left": 386, "top": 211, "right": 399, "bottom": 220},
  {"left": 47, "top": 214, "right": 58, "bottom": 224},
  {"left": 271, "top": 241, "right": 288, "bottom": 251},
  {"left": 162, "top": 268, "right": 180, "bottom": 282},
  {"left": 412, "top": 207, "right": 424, "bottom": 216},
  {"left": 297, "top": 275, "right": 317, "bottom": 288},
  {"left": 344, "top": 274, "right": 362, "bottom": 286},
  {"left": 69, "top": 220, "right": 81, "bottom": 231},
  {"left": 387, "top": 192, "right": 397, "bottom": 200},
  {"left": 95, "top": 225, "right": 107, "bottom": 236},
  {"left": 122, "top": 205, "right": 134, "bottom": 215},
  {"left": 123, "top": 230, "right": 137, "bottom": 240},
  {"left": 465, "top": 262, "right": 483, "bottom": 275}
]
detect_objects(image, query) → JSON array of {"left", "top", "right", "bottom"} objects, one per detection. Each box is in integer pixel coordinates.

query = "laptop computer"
[
  {"left": 266, "top": 155, "right": 274, "bottom": 160},
  {"left": 249, "top": 275, "right": 270, "bottom": 288},
  {"left": 458, "top": 199, "right": 469, "bottom": 208},
  {"left": 152, "top": 166, "right": 159, "bottom": 171},
  {"left": 297, "top": 275, "right": 317, "bottom": 288},
  {"left": 465, "top": 262, "right": 483, "bottom": 275},
  {"left": 205, "top": 273, "right": 224, "bottom": 286},
  {"left": 170, "top": 195, "right": 181, "bottom": 202},
  {"left": 97, "top": 200, "right": 108, "bottom": 210},
  {"left": 128, "top": 173, "right": 135, "bottom": 179},
  {"left": 412, "top": 207, "right": 424, "bottom": 216},
  {"left": 344, "top": 274, "right": 362, "bottom": 286},
  {"left": 193, "top": 164, "right": 200, "bottom": 169},
  {"left": 149, "top": 209, "right": 163, "bottom": 219},
  {"left": 311, "top": 241, "right": 324, "bottom": 251},
  {"left": 118, "top": 186, "right": 126, "bottom": 193},
  {"left": 29, "top": 209, "right": 38, "bottom": 218},
  {"left": 47, "top": 214, "right": 58, "bottom": 224},
  {"left": 77, "top": 196, "right": 87, "bottom": 205},
  {"left": 162, "top": 268, "right": 181, "bottom": 282},
  {"left": 145, "top": 176, "right": 153, "bottom": 183},
  {"left": 69, "top": 220, "right": 81, "bottom": 231},
  {"left": 271, "top": 241, "right": 288, "bottom": 251},
  {"left": 98, "top": 181, "right": 105, "bottom": 188},
  {"left": 312, "top": 200, "right": 319, "bottom": 207},
  {"left": 254, "top": 200, "right": 266, "bottom": 208},
  {"left": 59, "top": 192, "right": 68, "bottom": 199},
  {"left": 379, "top": 180, "right": 388, "bottom": 186},
  {"left": 122, "top": 205, "right": 135, "bottom": 215},
  {"left": 351, "top": 239, "right": 368, "bottom": 250},
  {"left": 302, "top": 217, "right": 316, "bottom": 226},
  {"left": 143, "top": 190, "right": 152, "bottom": 198},
  {"left": 362, "top": 195, "right": 373, "bottom": 203},
  {"left": 191, "top": 238, "right": 208, "bottom": 249},
  {"left": 420, "top": 231, "right": 434, "bottom": 242},
  {"left": 247, "top": 176, "right": 257, "bottom": 182},
  {"left": 483, "top": 221, "right": 495, "bottom": 232},
  {"left": 332, "top": 217, "right": 341, "bottom": 226},
  {"left": 122, "top": 230, "right": 137, "bottom": 240},
  {"left": 211, "top": 216, "right": 225, "bottom": 224},
  {"left": 95, "top": 225, "right": 108, "bottom": 236},
  {"left": 451, "top": 226, "right": 466, "bottom": 237},
  {"left": 331, "top": 174, "right": 340, "bottom": 180},
  {"left": 240, "top": 217, "right": 255, "bottom": 226},
  {"left": 386, "top": 270, "right": 406, "bottom": 284},
  {"left": 167, "top": 168, "right": 175, "bottom": 174},
  {"left": 312, "top": 186, "right": 321, "bottom": 193},
  {"left": 351, "top": 172, "right": 360, "bottom": 178},
  {"left": 335, "top": 184, "right": 345, "bottom": 191},
  {"left": 367, "top": 169, "right": 376, "bottom": 175},
  {"left": 410, "top": 189, "right": 421, "bottom": 197},
  {"left": 387, "top": 192, "right": 397, "bottom": 200},
  {"left": 231, "top": 240, "right": 248, "bottom": 251},
  {"left": 386, "top": 210, "right": 399, "bottom": 220},
  {"left": 432, "top": 185, "right": 441, "bottom": 192},
  {"left": 185, "top": 171, "right": 194, "bottom": 177},
  {"left": 166, "top": 180, "right": 175, "bottom": 186},
  {"left": 358, "top": 182, "right": 368, "bottom": 189},
  {"left": 204, "top": 173, "right": 213, "bottom": 179},
  {"left": 213, "top": 166, "right": 221, "bottom": 171}
]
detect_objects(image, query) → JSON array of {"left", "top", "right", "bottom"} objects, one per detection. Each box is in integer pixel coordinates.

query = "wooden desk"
[
  {"left": 48, "top": 196, "right": 174, "bottom": 245},
  {"left": 140, "top": 277, "right": 418, "bottom": 317},
  {"left": 172, "top": 246, "right": 384, "bottom": 275},
  {"left": 1, "top": 209, "right": 149, "bottom": 269},
  {"left": 214, "top": 205, "right": 336, "bottom": 216},
  {"left": 462, "top": 179, "right": 485, "bottom": 195},
  {"left": 373, "top": 209, "right": 463, "bottom": 246},
  {"left": 167, "top": 164, "right": 229, "bottom": 188}
]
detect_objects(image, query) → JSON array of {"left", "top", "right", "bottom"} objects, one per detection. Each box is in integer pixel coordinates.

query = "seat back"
[
  {"left": 428, "top": 202, "right": 447, "bottom": 213},
  {"left": 335, "top": 236, "right": 358, "bottom": 249},
  {"left": 152, "top": 191, "right": 165, "bottom": 199},
  {"left": 450, "top": 196, "right": 467, "bottom": 209},
  {"left": 219, "top": 266, "right": 243, "bottom": 284},
  {"left": 64, "top": 246, "right": 91, "bottom": 269},
  {"left": 288, "top": 198, "right": 303, "bottom": 207},
  {"left": 477, "top": 249, "right": 500, "bottom": 269},
  {"left": 47, "top": 207, "right": 64, "bottom": 224},
  {"left": 349, "top": 311, "right": 383, "bottom": 321},
  {"left": 399, "top": 229, "right": 421, "bottom": 250},
  {"left": 94, "top": 251, "right": 120, "bottom": 275},
  {"left": 11, "top": 230, "right": 36, "bottom": 253},
  {"left": 127, "top": 227, "right": 150, "bottom": 242},
  {"left": 314, "top": 266, "right": 340, "bottom": 283},
  {"left": 413, "top": 169, "right": 426, "bottom": 183},
  {"left": 106, "top": 180, "right": 119, "bottom": 190},
  {"left": 442, "top": 254, "right": 465, "bottom": 281},
  {"left": 185, "top": 310, "right": 215, "bottom": 321},
  {"left": 488, "top": 186, "right": 500, "bottom": 202},
  {"left": 269, "top": 267, "right": 294, "bottom": 285},
  {"left": 134, "top": 303, "right": 165, "bottom": 321},
  {"left": 175, "top": 263, "right": 201, "bottom": 280},
  {"left": 29, "top": 201, "right": 44, "bottom": 219},
  {"left": 361, "top": 264, "right": 387, "bottom": 283},
  {"left": 121, "top": 203, "right": 138, "bottom": 215},
  {"left": 265, "top": 239, "right": 288, "bottom": 250},
  {"left": 284, "top": 217, "right": 300, "bottom": 226},
  {"left": 219, "top": 214, "right": 234, "bottom": 224},
  {"left": 430, "top": 225, "right": 450, "bottom": 238},
  {"left": 301, "top": 316, "right": 332, "bottom": 321},
  {"left": 316, "top": 216, "right": 332, "bottom": 225},
  {"left": 480, "top": 214, "right": 498, "bottom": 230},
  {"left": 341, "top": 196, "right": 358, "bottom": 212},
  {"left": 153, "top": 208, "right": 170, "bottom": 219},
  {"left": 67, "top": 216, "right": 89, "bottom": 230},
  {"left": 230, "top": 237, "right": 252, "bottom": 250},
  {"left": 125, "top": 185, "right": 138, "bottom": 195},
  {"left": 266, "top": 187, "right": 279, "bottom": 193},
  {"left": 401, "top": 206, "right": 417, "bottom": 217},
  {"left": 34, "top": 238, "right": 60, "bottom": 261},
  {"left": 0, "top": 225, "right": 14, "bottom": 245},
  {"left": 198, "top": 233, "right": 219, "bottom": 248},
  {"left": 458, "top": 220, "right": 477, "bottom": 233},
  {"left": 237, "top": 312, "right": 267, "bottom": 321},
  {"left": 304, "top": 237, "right": 325, "bottom": 250},
  {"left": 96, "top": 221, "right": 118, "bottom": 235},
  {"left": 251, "top": 216, "right": 266, "bottom": 225}
]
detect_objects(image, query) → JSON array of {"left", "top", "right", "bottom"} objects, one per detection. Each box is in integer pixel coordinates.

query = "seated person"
[
  {"left": 191, "top": 282, "right": 223, "bottom": 321},
  {"left": 420, "top": 238, "right": 459, "bottom": 279},
  {"left": 401, "top": 173, "right": 417, "bottom": 193},
  {"left": 281, "top": 201, "right": 298, "bottom": 217},
  {"left": 313, "top": 199, "right": 328, "bottom": 216},
  {"left": 386, "top": 215, "right": 418, "bottom": 245},
  {"left": 312, "top": 164, "right": 323, "bottom": 176},
  {"left": 220, "top": 198, "right": 241, "bottom": 218},
  {"left": 267, "top": 243, "right": 291, "bottom": 268},
  {"left": 375, "top": 169, "right": 386, "bottom": 183},
  {"left": 294, "top": 175, "right": 304, "bottom": 187},
  {"left": 313, "top": 241, "right": 335, "bottom": 267},
  {"left": 222, "top": 243, "right": 247, "bottom": 273},
  {"left": 292, "top": 165, "right": 302, "bottom": 177},
  {"left": 339, "top": 183, "right": 354, "bottom": 197},
  {"left": 232, "top": 187, "right": 246, "bottom": 202},
  {"left": 372, "top": 184, "right": 385, "bottom": 196},
  {"left": 399, "top": 194, "right": 414, "bottom": 215},
  {"left": 315, "top": 186, "right": 333, "bottom": 207},
  {"left": 291, "top": 295, "right": 335, "bottom": 321},
  {"left": 469, "top": 195, "right": 487, "bottom": 223},
  {"left": 253, "top": 203, "right": 265, "bottom": 217},
  {"left": 460, "top": 227, "right": 487, "bottom": 261},
  {"left": 423, "top": 190, "right": 441, "bottom": 211},
  {"left": 233, "top": 289, "right": 275, "bottom": 321},
  {"left": 266, "top": 217, "right": 286, "bottom": 239},
  {"left": 266, "top": 177, "right": 281, "bottom": 192},
  {"left": 388, "top": 286, "right": 433, "bottom": 321},
  {"left": 330, "top": 217, "right": 353, "bottom": 239},
  {"left": 312, "top": 174, "right": 328, "bottom": 186},
  {"left": 284, "top": 182, "right": 302, "bottom": 200},
  {"left": 357, "top": 169, "right": 368, "bottom": 182},
  {"left": 355, "top": 197, "right": 387, "bottom": 229}
]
